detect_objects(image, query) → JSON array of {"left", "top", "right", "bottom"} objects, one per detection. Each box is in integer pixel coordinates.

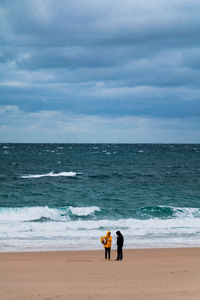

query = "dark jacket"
[{"left": 116, "top": 231, "right": 124, "bottom": 247}]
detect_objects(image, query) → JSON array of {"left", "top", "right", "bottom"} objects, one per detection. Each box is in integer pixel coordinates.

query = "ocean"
[{"left": 0, "top": 143, "right": 200, "bottom": 252}]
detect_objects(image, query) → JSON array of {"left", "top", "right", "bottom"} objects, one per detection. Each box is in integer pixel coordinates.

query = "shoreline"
[
  {"left": 1, "top": 244, "right": 200, "bottom": 254},
  {"left": 1, "top": 247, "right": 200, "bottom": 299}
]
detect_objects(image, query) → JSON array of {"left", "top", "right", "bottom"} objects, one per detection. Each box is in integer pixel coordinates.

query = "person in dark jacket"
[{"left": 115, "top": 231, "right": 124, "bottom": 261}]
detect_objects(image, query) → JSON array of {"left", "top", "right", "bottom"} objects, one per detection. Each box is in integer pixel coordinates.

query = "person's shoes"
[{"left": 115, "top": 259, "right": 119, "bottom": 261}]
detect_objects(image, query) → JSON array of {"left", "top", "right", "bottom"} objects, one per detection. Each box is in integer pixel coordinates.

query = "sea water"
[{"left": 0, "top": 143, "right": 200, "bottom": 252}]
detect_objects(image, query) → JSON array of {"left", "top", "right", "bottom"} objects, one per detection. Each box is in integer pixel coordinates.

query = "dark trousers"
[
  {"left": 105, "top": 247, "right": 111, "bottom": 260},
  {"left": 117, "top": 245, "right": 123, "bottom": 260}
]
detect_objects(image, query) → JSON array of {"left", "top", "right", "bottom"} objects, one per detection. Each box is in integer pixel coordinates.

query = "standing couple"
[{"left": 100, "top": 231, "right": 124, "bottom": 260}]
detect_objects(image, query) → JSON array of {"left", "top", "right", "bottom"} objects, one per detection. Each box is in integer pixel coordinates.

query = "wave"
[
  {"left": 69, "top": 206, "right": 100, "bottom": 216},
  {"left": 1, "top": 212, "right": 200, "bottom": 232},
  {"left": 0, "top": 205, "right": 101, "bottom": 223},
  {"left": 21, "top": 171, "right": 81, "bottom": 179},
  {"left": 135, "top": 206, "right": 200, "bottom": 219},
  {"left": 0, "top": 206, "right": 65, "bottom": 222},
  {"left": 0, "top": 205, "right": 200, "bottom": 226},
  {"left": 1, "top": 205, "right": 200, "bottom": 251},
  {"left": 1, "top": 213, "right": 200, "bottom": 251},
  {"left": 0, "top": 205, "right": 200, "bottom": 223}
]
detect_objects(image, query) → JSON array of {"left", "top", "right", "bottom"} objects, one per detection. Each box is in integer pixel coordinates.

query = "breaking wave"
[
  {"left": 1, "top": 205, "right": 200, "bottom": 251},
  {"left": 135, "top": 205, "right": 200, "bottom": 219},
  {"left": 0, "top": 205, "right": 101, "bottom": 223},
  {"left": 69, "top": 206, "right": 100, "bottom": 216},
  {"left": 21, "top": 171, "right": 81, "bottom": 179}
]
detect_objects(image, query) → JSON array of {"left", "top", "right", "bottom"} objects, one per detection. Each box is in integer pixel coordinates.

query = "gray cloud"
[
  {"left": 1, "top": 105, "right": 200, "bottom": 143},
  {"left": 0, "top": 0, "right": 200, "bottom": 142}
]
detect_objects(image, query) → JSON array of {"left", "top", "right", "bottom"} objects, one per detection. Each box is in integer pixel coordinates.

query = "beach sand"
[{"left": 0, "top": 248, "right": 200, "bottom": 300}]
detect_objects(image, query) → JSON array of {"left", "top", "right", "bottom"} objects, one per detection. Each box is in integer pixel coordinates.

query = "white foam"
[
  {"left": 69, "top": 206, "right": 100, "bottom": 216},
  {"left": 172, "top": 207, "right": 200, "bottom": 218},
  {"left": 1, "top": 215, "right": 200, "bottom": 251},
  {"left": 0, "top": 205, "right": 101, "bottom": 223},
  {"left": 0, "top": 206, "right": 66, "bottom": 222},
  {"left": 1, "top": 206, "right": 200, "bottom": 251},
  {"left": 21, "top": 171, "right": 79, "bottom": 179},
  {"left": 156, "top": 205, "right": 200, "bottom": 218}
]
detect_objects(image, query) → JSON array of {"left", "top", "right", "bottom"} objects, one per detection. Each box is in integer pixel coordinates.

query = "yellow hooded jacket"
[{"left": 100, "top": 231, "right": 112, "bottom": 248}]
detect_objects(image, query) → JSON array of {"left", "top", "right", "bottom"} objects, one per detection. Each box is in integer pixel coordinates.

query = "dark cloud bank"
[{"left": 0, "top": 0, "right": 200, "bottom": 142}]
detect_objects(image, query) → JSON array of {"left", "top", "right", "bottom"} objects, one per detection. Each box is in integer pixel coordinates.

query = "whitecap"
[
  {"left": 69, "top": 206, "right": 100, "bottom": 216},
  {"left": 172, "top": 207, "right": 200, "bottom": 218},
  {"left": 21, "top": 171, "right": 80, "bottom": 179},
  {"left": 0, "top": 206, "right": 66, "bottom": 223}
]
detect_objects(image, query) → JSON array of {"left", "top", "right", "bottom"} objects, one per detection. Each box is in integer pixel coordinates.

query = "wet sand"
[{"left": 0, "top": 248, "right": 200, "bottom": 300}]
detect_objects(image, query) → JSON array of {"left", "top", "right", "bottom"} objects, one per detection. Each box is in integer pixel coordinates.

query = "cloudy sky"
[{"left": 0, "top": 0, "right": 200, "bottom": 143}]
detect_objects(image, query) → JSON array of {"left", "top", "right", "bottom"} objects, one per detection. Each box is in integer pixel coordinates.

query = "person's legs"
[
  {"left": 119, "top": 246, "right": 123, "bottom": 260},
  {"left": 105, "top": 247, "right": 107, "bottom": 259},
  {"left": 116, "top": 246, "right": 120, "bottom": 260},
  {"left": 121, "top": 247, "right": 123, "bottom": 260},
  {"left": 108, "top": 247, "right": 111, "bottom": 260},
  {"left": 117, "top": 246, "right": 123, "bottom": 260}
]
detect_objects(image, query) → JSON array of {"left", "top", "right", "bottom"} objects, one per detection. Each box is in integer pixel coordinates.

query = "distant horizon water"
[
  {"left": 0, "top": 143, "right": 200, "bottom": 252},
  {"left": 1, "top": 142, "right": 200, "bottom": 144}
]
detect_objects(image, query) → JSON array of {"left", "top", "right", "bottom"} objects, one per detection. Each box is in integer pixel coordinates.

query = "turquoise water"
[{"left": 0, "top": 143, "right": 200, "bottom": 251}]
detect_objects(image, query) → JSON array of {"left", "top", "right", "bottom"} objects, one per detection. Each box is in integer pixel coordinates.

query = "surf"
[{"left": 21, "top": 171, "right": 81, "bottom": 179}]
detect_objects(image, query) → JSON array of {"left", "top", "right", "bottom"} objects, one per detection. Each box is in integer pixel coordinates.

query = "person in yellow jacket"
[{"left": 100, "top": 231, "right": 112, "bottom": 260}]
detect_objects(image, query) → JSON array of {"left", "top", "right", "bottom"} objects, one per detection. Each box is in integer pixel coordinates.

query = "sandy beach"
[{"left": 1, "top": 248, "right": 200, "bottom": 300}]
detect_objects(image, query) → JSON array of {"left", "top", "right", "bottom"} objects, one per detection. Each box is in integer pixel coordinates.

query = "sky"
[{"left": 0, "top": 0, "right": 200, "bottom": 143}]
